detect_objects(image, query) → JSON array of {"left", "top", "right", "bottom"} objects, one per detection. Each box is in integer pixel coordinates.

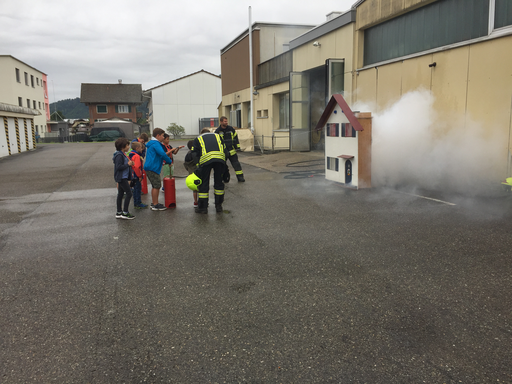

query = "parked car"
[{"left": 89, "top": 130, "right": 123, "bottom": 142}]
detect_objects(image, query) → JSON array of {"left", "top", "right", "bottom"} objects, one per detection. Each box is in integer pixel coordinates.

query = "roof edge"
[{"left": 315, "top": 94, "right": 363, "bottom": 131}]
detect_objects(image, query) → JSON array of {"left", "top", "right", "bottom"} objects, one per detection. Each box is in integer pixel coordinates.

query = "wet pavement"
[{"left": 1, "top": 142, "right": 512, "bottom": 383}]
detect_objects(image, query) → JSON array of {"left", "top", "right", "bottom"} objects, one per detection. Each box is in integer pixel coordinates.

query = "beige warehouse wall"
[
  {"left": 293, "top": 24, "right": 355, "bottom": 101},
  {"left": 253, "top": 81, "right": 289, "bottom": 143},
  {"left": 354, "top": 35, "right": 512, "bottom": 177}
]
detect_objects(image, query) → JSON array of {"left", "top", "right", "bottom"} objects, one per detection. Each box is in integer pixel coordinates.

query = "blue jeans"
[{"left": 132, "top": 179, "right": 142, "bottom": 206}]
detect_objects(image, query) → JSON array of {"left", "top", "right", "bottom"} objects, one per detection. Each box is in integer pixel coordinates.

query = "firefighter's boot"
[
  {"left": 195, "top": 199, "right": 208, "bottom": 214},
  {"left": 215, "top": 194, "right": 224, "bottom": 213},
  {"left": 236, "top": 174, "right": 245, "bottom": 182}
]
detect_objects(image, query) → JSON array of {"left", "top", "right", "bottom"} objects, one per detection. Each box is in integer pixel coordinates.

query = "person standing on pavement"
[
  {"left": 113, "top": 138, "right": 135, "bottom": 219},
  {"left": 191, "top": 128, "right": 228, "bottom": 214},
  {"left": 143, "top": 128, "right": 174, "bottom": 211},
  {"left": 215, "top": 116, "right": 245, "bottom": 182}
]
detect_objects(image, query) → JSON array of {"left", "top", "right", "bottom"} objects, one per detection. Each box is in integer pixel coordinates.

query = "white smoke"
[{"left": 355, "top": 89, "right": 507, "bottom": 195}]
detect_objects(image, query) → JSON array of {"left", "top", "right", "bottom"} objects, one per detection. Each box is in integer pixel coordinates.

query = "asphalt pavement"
[{"left": 1, "top": 142, "right": 511, "bottom": 383}]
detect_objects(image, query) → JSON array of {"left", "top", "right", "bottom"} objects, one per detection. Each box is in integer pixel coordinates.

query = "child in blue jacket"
[{"left": 143, "top": 128, "right": 174, "bottom": 211}]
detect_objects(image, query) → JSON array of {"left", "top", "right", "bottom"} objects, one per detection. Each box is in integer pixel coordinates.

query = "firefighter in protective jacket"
[
  {"left": 191, "top": 128, "right": 228, "bottom": 214},
  {"left": 214, "top": 116, "right": 245, "bottom": 182}
]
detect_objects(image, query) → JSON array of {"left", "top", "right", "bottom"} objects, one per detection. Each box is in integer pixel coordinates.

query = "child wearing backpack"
[{"left": 129, "top": 141, "right": 147, "bottom": 209}]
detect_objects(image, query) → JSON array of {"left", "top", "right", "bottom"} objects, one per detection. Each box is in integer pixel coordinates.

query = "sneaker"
[
  {"left": 116, "top": 212, "right": 123, "bottom": 219},
  {"left": 121, "top": 212, "right": 135, "bottom": 220},
  {"left": 193, "top": 202, "right": 198, "bottom": 207},
  {"left": 151, "top": 203, "right": 167, "bottom": 211},
  {"left": 135, "top": 203, "right": 148, "bottom": 209}
]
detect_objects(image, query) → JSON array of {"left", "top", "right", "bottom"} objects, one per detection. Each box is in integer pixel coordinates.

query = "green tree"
[{"left": 167, "top": 123, "right": 185, "bottom": 138}]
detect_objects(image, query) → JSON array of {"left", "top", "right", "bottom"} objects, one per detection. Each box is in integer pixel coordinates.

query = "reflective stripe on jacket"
[
  {"left": 214, "top": 125, "right": 240, "bottom": 154},
  {"left": 192, "top": 133, "right": 226, "bottom": 166}
]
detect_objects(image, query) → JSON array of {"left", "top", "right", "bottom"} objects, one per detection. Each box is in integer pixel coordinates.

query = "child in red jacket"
[{"left": 129, "top": 141, "right": 148, "bottom": 209}]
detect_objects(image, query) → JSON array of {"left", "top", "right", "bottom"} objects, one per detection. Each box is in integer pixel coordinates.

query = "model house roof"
[
  {"left": 80, "top": 83, "right": 143, "bottom": 104},
  {"left": 144, "top": 69, "right": 220, "bottom": 92},
  {"left": 315, "top": 94, "right": 364, "bottom": 131}
]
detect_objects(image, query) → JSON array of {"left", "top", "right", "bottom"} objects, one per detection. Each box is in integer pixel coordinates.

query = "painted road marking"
[{"left": 394, "top": 190, "right": 456, "bottom": 206}]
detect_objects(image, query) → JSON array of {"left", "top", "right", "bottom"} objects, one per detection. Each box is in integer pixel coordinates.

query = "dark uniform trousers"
[
  {"left": 226, "top": 152, "right": 243, "bottom": 178},
  {"left": 197, "top": 162, "right": 225, "bottom": 209},
  {"left": 192, "top": 133, "right": 227, "bottom": 211},
  {"left": 215, "top": 125, "right": 244, "bottom": 180}
]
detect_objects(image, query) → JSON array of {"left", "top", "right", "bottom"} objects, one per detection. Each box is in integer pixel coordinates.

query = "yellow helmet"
[{"left": 186, "top": 172, "right": 202, "bottom": 191}]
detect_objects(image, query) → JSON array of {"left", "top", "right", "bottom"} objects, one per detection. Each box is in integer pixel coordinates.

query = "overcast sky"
[{"left": 1, "top": 0, "right": 356, "bottom": 102}]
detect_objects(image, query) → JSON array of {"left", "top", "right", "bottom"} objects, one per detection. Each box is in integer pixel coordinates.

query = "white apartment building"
[
  {"left": 145, "top": 70, "right": 222, "bottom": 136},
  {"left": 0, "top": 55, "right": 49, "bottom": 135}
]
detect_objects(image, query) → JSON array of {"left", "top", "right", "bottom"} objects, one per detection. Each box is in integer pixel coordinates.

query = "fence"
[
  {"left": 39, "top": 133, "right": 91, "bottom": 143},
  {"left": 199, "top": 118, "right": 219, "bottom": 133}
]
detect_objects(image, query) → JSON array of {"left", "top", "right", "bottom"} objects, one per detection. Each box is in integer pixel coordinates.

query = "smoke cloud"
[{"left": 355, "top": 90, "right": 507, "bottom": 195}]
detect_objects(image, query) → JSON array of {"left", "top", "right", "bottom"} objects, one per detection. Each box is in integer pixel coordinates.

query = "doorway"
[{"left": 289, "top": 59, "right": 345, "bottom": 152}]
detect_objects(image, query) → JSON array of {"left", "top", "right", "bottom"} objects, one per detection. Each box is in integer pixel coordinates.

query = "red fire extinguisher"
[
  {"left": 163, "top": 177, "right": 176, "bottom": 208},
  {"left": 141, "top": 171, "right": 148, "bottom": 195}
]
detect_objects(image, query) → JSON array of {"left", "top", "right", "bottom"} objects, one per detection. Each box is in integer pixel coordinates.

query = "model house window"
[
  {"left": 326, "top": 123, "right": 339, "bottom": 137},
  {"left": 364, "top": 0, "right": 489, "bottom": 65},
  {"left": 327, "top": 157, "right": 339, "bottom": 171},
  {"left": 18, "top": 97, "right": 23, "bottom": 107},
  {"left": 24, "top": 72, "right": 29, "bottom": 85},
  {"left": 15, "top": 68, "right": 20, "bottom": 82},
  {"left": 96, "top": 105, "right": 107, "bottom": 113},
  {"left": 116, "top": 105, "right": 130, "bottom": 113},
  {"left": 341, "top": 123, "right": 356, "bottom": 138}
]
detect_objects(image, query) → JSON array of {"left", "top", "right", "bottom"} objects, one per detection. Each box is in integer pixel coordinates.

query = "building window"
[
  {"left": 18, "top": 97, "right": 23, "bottom": 107},
  {"left": 278, "top": 92, "right": 289, "bottom": 129},
  {"left": 36, "top": 78, "right": 39, "bottom": 86},
  {"left": 27, "top": 99, "right": 30, "bottom": 108},
  {"left": 495, "top": 0, "right": 512, "bottom": 29},
  {"left": 96, "top": 105, "right": 108, "bottom": 113},
  {"left": 364, "top": 0, "right": 489, "bottom": 66},
  {"left": 116, "top": 105, "right": 130, "bottom": 113},
  {"left": 15, "top": 68, "right": 20, "bottom": 82},
  {"left": 31, "top": 75, "right": 35, "bottom": 87},
  {"left": 39, "top": 101, "right": 42, "bottom": 109},
  {"left": 24, "top": 72, "right": 29, "bottom": 85}
]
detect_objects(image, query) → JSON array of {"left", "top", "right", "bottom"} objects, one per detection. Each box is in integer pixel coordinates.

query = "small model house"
[{"left": 315, "top": 94, "right": 372, "bottom": 189}]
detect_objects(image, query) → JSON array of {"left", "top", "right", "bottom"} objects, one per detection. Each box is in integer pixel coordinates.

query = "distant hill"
[
  {"left": 50, "top": 98, "right": 88, "bottom": 119},
  {"left": 50, "top": 97, "right": 149, "bottom": 121}
]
